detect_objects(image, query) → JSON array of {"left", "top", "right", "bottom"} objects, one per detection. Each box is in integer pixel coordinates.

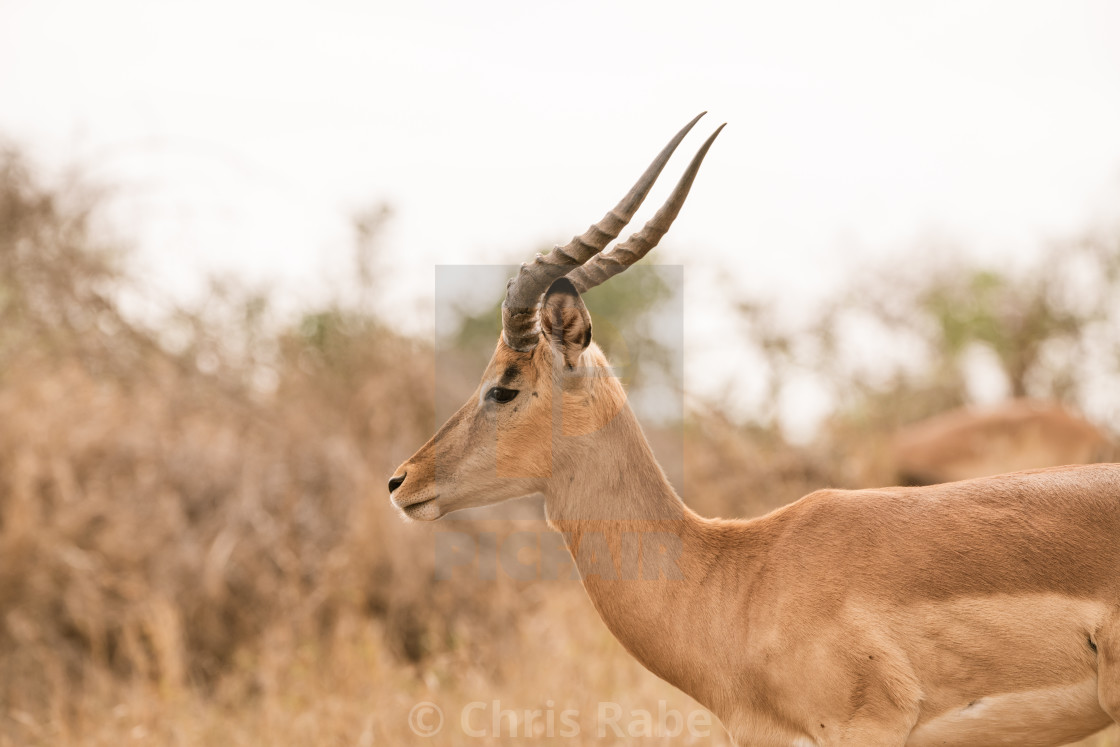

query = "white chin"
[{"left": 403, "top": 500, "right": 441, "bottom": 522}]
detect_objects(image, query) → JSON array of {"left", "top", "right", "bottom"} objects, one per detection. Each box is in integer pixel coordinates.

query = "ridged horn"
[
  {"left": 501, "top": 113, "right": 707, "bottom": 352},
  {"left": 568, "top": 123, "right": 725, "bottom": 294}
]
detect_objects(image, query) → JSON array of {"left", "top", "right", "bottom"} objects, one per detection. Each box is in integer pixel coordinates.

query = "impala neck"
[{"left": 543, "top": 400, "right": 746, "bottom": 713}]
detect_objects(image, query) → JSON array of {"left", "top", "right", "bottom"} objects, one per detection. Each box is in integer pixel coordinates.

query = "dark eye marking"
[
  {"left": 486, "top": 386, "right": 519, "bottom": 404},
  {"left": 502, "top": 364, "right": 520, "bottom": 382}
]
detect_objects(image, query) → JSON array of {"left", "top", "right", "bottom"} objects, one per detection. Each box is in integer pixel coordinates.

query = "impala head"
[{"left": 389, "top": 114, "right": 724, "bottom": 521}]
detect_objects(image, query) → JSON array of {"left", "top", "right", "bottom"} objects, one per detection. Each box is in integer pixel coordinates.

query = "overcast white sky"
[{"left": 3, "top": 0, "right": 1120, "bottom": 434}]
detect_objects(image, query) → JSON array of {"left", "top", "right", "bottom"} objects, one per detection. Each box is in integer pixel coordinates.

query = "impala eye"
[{"left": 486, "top": 386, "right": 519, "bottom": 404}]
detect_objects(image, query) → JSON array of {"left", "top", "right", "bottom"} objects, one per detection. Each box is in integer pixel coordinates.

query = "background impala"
[{"left": 893, "top": 399, "right": 1115, "bottom": 486}]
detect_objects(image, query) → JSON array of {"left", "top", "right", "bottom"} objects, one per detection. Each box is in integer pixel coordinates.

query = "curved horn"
[
  {"left": 501, "top": 113, "right": 707, "bottom": 352},
  {"left": 568, "top": 123, "right": 725, "bottom": 294}
]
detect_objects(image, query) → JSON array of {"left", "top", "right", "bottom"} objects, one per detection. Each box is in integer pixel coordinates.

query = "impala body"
[{"left": 389, "top": 115, "right": 1120, "bottom": 746}]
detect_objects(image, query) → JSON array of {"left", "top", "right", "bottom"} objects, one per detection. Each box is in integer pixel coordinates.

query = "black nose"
[{"left": 388, "top": 474, "right": 406, "bottom": 493}]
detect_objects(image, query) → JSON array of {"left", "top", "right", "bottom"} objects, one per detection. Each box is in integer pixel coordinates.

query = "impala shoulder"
[
  {"left": 755, "top": 486, "right": 910, "bottom": 546},
  {"left": 789, "top": 486, "right": 910, "bottom": 515}
]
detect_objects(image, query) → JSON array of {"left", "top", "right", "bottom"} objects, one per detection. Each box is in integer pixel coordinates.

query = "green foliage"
[
  {"left": 911, "top": 261, "right": 1100, "bottom": 398},
  {"left": 449, "top": 256, "right": 679, "bottom": 396}
]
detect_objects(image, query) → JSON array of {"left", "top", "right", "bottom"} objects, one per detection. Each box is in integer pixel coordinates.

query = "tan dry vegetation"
[
  {"left": 0, "top": 338, "right": 737, "bottom": 746},
  {"left": 1, "top": 147, "right": 1118, "bottom": 746},
  {"left": 0, "top": 148, "right": 737, "bottom": 745}
]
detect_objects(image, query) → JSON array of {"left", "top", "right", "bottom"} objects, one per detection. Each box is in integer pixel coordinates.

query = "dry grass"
[{"left": 0, "top": 148, "right": 746, "bottom": 745}]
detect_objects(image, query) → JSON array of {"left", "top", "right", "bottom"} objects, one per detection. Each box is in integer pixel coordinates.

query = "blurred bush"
[
  {"left": 728, "top": 230, "right": 1120, "bottom": 488},
  {"left": 0, "top": 146, "right": 534, "bottom": 739},
  {"left": 2, "top": 139, "right": 1118, "bottom": 743}
]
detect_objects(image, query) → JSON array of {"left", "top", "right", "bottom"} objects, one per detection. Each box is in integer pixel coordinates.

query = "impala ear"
[{"left": 541, "top": 277, "right": 592, "bottom": 369}]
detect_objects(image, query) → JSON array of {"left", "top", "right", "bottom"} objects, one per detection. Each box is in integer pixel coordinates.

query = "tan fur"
[
  {"left": 893, "top": 399, "right": 1115, "bottom": 485},
  {"left": 391, "top": 315, "right": 1120, "bottom": 746},
  {"left": 391, "top": 263, "right": 1120, "bottom": 747}
]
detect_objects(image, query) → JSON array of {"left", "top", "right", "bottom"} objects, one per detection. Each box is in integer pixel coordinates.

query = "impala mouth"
[{"left": 391, "top": 494, "right": 441, "bottom": 521}]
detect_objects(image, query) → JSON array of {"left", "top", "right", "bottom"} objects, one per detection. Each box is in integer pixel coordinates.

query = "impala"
[
  {"left": 388, "top": 114, "right": 1120, "bottom": 746},
  {"left": 893, "top": 398, "right": 1114, "bottom": 486}
]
